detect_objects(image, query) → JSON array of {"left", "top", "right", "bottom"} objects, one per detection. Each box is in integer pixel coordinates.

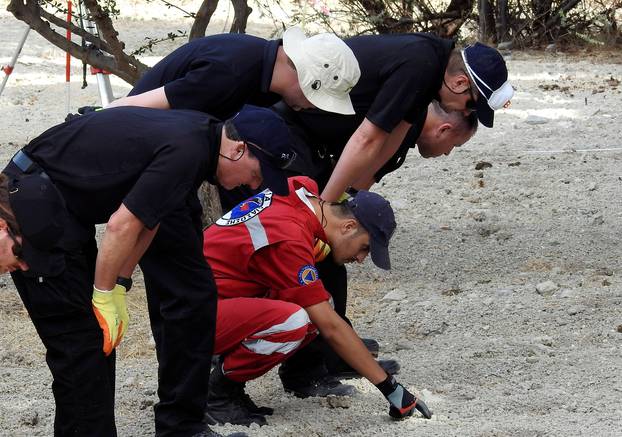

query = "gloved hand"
[
  {"left": 111, "top": 282, "right": 129, "bottom": 348},
  {"left": 78, "top": 105, "right": 103, "bottom": 115},
  {"left": 92, "top": 286, "right": 122, "bottom": 356},
  {"left": 375, "top": 374, "right": 432, "bottom": 420}
]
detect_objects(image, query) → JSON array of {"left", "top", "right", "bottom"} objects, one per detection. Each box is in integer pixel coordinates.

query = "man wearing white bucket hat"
[
  {"left": 107, "top": 27, "right": 360, "bottom": 118},
  {"left": 312, "top": 36, "right": 514, "bottom": 202}
]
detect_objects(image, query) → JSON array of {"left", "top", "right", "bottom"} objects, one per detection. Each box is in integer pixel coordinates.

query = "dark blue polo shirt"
[
  {"left": 129, "top": 34, "right": 282, "bottom": 120},
  {"left": 270, "top": 33, "right": 453, "bottom": 180},
  {"left": 22, "top": 107, "right": 220, "bottom": 229}
]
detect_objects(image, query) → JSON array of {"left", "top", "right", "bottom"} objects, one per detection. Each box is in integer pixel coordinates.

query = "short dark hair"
[
  {"left": 0, "top": 173, "right": 21, "bottom": 235},
  {"left": 430, "top": 100, "right": 478, "bottom": 136},
  {"left": 223, "top": 120, "right": 256, "bottom": 159},
  {"left": 446, "top": 49, "right": 466, "bottom": 76},
  {"left": 223, "top": 120, "right": 242, "bottom": 141}
]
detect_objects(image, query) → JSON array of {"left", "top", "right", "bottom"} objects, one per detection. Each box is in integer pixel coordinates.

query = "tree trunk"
[
  {"left": 478, "top": 0, "right": 497, "bottom": 43},
  {"left": 437, "top": 0, "right": 475, "bottom": 37},
  {"left": 497, "top": 0, "right": 509, "bottom": 42},
  {"left": 229, "top": 0, "right": 252, "bottom": 33},
  {"left": 8, "top": 0, "right": 147, "bottom": 84},
  {"left": 199, "top": 183, "right": 223, "bottom": 228},
  {"left": 189, "top": 0, "right": 220, "bottom": 40}
]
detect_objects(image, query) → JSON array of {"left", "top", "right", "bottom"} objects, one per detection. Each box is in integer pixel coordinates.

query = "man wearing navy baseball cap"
[
  {"left": 202, "top": 176, "right": 431, "bottom": 426},
  {"left": 438, "top": 42, "right": 514, "bottom": 128},
  {"left": 1, "top": 104, "right": 293, "bottom": 437}
]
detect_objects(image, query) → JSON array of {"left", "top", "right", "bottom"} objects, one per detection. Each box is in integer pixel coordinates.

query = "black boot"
[
  {"left": 205, "top": 364, "right": 268, "bottom": 427},
  {"left": 191, "top": 426, "right": 248, "bottom": 437},
  {"left": 327, "top": 358, "right": 400, "bottom": 380},
  {"left": 279, "top": 349, "right": 356, "bottom": 398}
]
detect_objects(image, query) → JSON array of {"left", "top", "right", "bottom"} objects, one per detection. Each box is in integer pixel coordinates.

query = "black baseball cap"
[
  {"left": 230, "top": 105, "right": 296, "bottom": 196},
  {"left": 348, "top": 191, "right": 396, "bottom": 270},
  {"left": 8, "top": 173, "right": 68, "bottom": 276},
  {"left": 462, "top": 42, "right": 514, "bottom": 128}
]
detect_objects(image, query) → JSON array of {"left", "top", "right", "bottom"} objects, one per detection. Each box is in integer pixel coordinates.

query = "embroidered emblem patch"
[
  {"left": 298, "top": 265, "right": 319, "bottom": 285},
  {"left": 216, "top": 189, "right": 272, "bottom": 226}
]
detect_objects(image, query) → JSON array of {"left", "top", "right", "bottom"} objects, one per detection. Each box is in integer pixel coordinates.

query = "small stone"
[
  {"left": 556, "top": 289, "right": 574, "bottom": 299},
  {"left": 475, "top": 161, "right": 493, "bottom": 170},
  {"left": 592, "top": 215, "right": 604, "bottom": 225},
  {"left": 441, "top": 286, "right": 462, "bottom": 296},
  {"left": 140, "top": 399, "right": 155, "bottom": 410},
  {"left": 526, "top": 356, "right": 539, "bottom": 364},
  {"left": 396, "top": 339, "right": 415, "bottom": 351},
  {"left": 326, "top": 395, "right": 351, "bottom": 409},
  {"left": 496, "top": 288, "right": 513, "bottom": 297},
  {"left": 123, "top": 376, "right": 137, "bottom": 387},
  {"left": 603, "top": 279, "right": 611, "bottom": 286},
  {"left": 525, "top": 115, "right": 550, "bottom": 125},
  {"left": 616, "top": 325, "right": 622, "bottom": 333},
  {"left": 567, "top": 306, "right": 583, "bottom": 316},
  {"left": 588, "top": 183, "right": 598, "bottom": 191},
  {"left": 382, "top": 289, "right": 406, "bottom": 301},
  {"left": 536, "top": 280, "right": 558, "bottom": 296},
  {"left": 20, "top": 411, "right": 39, "bottom": 426},
  {"left": 596, "top": 268, "right": 613, "bottom": 276},
  {"left": 508, "top": 161, "right": 521, "bottom": 167},
  {"left": 440, "top": 225, "right": 452, "bottom": 230}
]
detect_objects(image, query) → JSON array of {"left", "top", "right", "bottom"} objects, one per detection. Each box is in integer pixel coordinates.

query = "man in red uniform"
[{"left": 202, "top": 176, "right": 432, "bottom": 426}]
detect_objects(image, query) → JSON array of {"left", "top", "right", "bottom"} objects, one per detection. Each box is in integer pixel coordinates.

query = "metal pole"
[
  {"left": 81, "top": 3, "right": 114, "bottom": 106},
  {"left": 0, "top": 26, "right": 31, "bottom": 98}
]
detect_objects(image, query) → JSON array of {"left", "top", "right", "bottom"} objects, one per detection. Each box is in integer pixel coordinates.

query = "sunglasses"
[
  {"left": 245, "top": 141, "right": 296, "bottom": 170},
  {"left": 7, "top": 227, "right": 23, "bottom": 259}
]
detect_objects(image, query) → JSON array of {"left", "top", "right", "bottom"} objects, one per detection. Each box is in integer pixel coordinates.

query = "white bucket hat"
[{"left": 283, "top": 27, "right": 360, "bottom": 115}]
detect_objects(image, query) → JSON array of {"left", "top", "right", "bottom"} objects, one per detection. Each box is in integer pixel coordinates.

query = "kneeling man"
[{"left": 202, "top": 176, "right": 432, "bottom": 426}]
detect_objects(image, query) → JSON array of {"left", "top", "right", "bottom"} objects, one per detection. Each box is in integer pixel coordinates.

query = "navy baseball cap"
[
  {"left": 462, "top": 42, "right": 514, "bottom": 128},
  {"left": 8, "top": 173, "right": 68, "bottom": 276},
  {"left": 348, "top": 191, "right": 396, "bottom": 270},
  {"left": 230, "top": 106, "right": 296, "bottom": 196}
]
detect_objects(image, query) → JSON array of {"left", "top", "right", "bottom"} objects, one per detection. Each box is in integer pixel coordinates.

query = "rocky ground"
[{"left": 1, "top": 6, "right": 621, "bottom": 437}]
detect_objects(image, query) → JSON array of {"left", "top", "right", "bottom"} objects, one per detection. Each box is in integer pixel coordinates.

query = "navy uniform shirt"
[
  {"left": 271, "top": 33, "right": 453, "bottom": 181},
  {"left": 129, "top": 34, "right": 282, "bottom": 120},
  {"left": 23, "top": 107, "right": 220, "bottom": 229}
]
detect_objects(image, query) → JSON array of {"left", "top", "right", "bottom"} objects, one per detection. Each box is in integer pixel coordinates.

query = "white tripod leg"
[{"left": 0, "top": 26, "right": 30, "bottom": 98}]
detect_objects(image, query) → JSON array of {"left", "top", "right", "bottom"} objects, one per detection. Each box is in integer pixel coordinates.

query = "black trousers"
[
  {"left": 139, "top": 200, "right": 218, "bottom": 437},
  {"left": 11, "top": 237, "right": 118, "bottom": 437}
]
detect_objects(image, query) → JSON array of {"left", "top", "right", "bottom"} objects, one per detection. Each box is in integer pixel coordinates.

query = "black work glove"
[
  {"left": 78, "top": 105, "right": 103, "bottom": 115},
  {"left": 375, "top": 374, "right": 432, "bottom": 420},
  {"left": 65, "top": 106, "right": 103, "bottom": 123}
]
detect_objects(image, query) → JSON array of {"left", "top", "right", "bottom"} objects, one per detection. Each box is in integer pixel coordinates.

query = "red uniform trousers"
[{"left": 215, "top": 297, "right": 318, "bottom": 382}]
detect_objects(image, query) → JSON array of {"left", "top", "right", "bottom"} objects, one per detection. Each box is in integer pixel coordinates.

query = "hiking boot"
[
  {"left": 205, "top": 364, "right": 268, "bottom": 427},
  {"left": 328, "top": 358, "right": 400, "bottom": 380},
  {"left": 281, "top": 373, "right": 357, "bottom": 398}
]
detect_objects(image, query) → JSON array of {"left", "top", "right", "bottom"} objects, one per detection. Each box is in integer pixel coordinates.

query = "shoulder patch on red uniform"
[
  {"left": 216, "top": 189, "right": 272, "bottom": 226},
  {"left": 298, "top": 265, "right": 319, "bottom": 285}
]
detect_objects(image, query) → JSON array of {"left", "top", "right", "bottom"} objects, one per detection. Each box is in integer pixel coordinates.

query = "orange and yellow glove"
[{"left": 92, "top": 283, "right": 128, "bottom": 355}]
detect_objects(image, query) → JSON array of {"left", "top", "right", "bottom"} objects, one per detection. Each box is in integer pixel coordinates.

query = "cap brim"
[
  {"left": 370, "top": 239, "right": 391, "bottom": 270},
  {"left": 475, "top": 98, "right": 494, "bottom": 128},
  {"left": 21, "top": 241, "right": 65, "bottom": 277},
  {"left": 306, "top": 92, "right": 355, "bottom": 115},
  {"left": 259, "top": 161, "right": 289, "bottom": 196}
]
